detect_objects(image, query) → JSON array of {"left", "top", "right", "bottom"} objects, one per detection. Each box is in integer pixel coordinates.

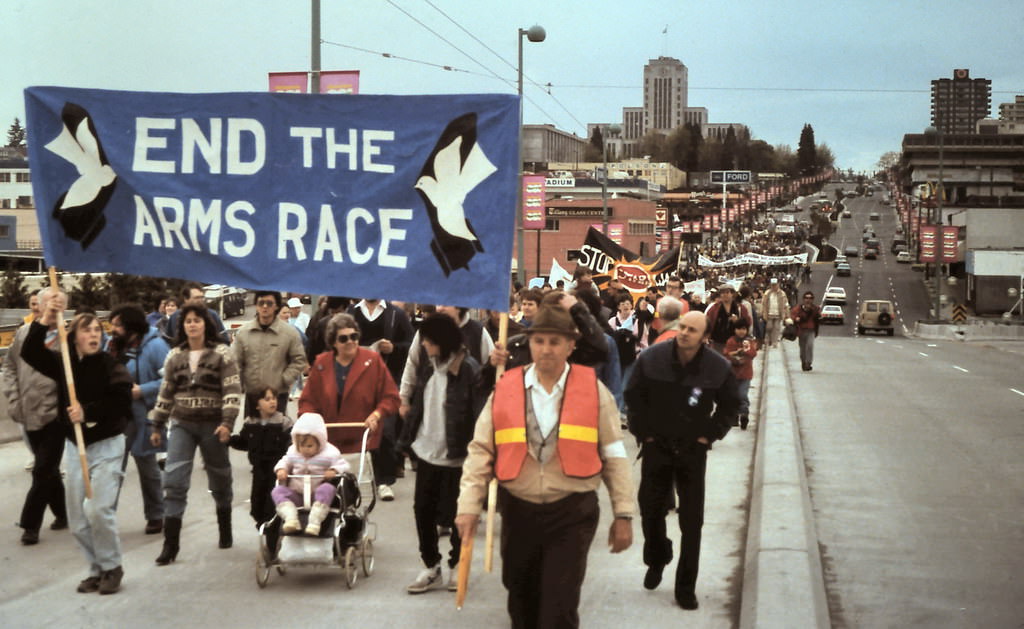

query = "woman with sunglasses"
[{"left": 298, "top": 313, "right": 400, "bottom": 483}]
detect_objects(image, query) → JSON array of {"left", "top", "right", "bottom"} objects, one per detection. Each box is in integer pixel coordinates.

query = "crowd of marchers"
[{"left": 5, "top": 221, "right": 812, "bottom": 623}]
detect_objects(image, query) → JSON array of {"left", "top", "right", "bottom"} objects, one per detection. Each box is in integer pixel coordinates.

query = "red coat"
[
  {"left": 298, "top": 347, "right": 400, "bottom": 453},
  {"left": 723, "top": 335, "right": 758, "bottom": 381}
]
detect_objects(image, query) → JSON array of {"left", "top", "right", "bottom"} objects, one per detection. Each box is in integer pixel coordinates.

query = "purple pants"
[{"left": 271, "top": 483, "right": 336, "bottom": 507}]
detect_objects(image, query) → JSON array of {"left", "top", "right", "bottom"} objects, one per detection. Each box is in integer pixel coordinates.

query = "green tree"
[
  {"left": 797, "top": 124, "right": 817, "bottom": 174},
  {"left": 636, "top": 131, "right": 669, "bottom": 162},
  {"left": 876, "top": 151, "right": 900, "bottom": 172},
  {"left": 70, "top": 273, "right": 109, "bottom": 312},
  {"left": 6, "top": 118, "right": 26, "bottom": 148},
  {"left": 0, "top": 262, "right": 27, "bottom": 307},
  {"left": 720, "top": 126, "right": 737, "bottom": 170},
  {"left": 815, "top": 143, "right": 835, "bottom": 172}
]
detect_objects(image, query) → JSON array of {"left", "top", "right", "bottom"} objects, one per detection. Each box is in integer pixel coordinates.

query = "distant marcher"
[
  {"left": 760, "top": 279, "right": 790, "bottom": 347},
  {"left": 723, "top": 319, "right": 757, "bottom": 429},
  {"left": 790, "top": 291, "right": 821, "bottom": 371}
]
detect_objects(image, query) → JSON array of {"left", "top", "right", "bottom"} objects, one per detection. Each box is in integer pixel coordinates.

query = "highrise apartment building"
[
  {"left": 931, "top": 69, "right": 991, "bottom": 134},
  {"left": 643, "top": 57, "right": 687, "bottom": 134}
]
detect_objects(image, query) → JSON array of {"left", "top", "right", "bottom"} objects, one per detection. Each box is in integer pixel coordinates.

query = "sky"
[{"left": 4, "top": 0, "right": 1023, "bottom": 173}]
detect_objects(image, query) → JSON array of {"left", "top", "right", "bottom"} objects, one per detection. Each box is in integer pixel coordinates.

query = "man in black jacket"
[{"left": 624, "top": 311, "right": 738, "bottom": 611}]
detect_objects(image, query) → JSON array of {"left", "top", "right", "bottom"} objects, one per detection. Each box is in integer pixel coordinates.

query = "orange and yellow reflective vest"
[{"left": 491, "top": 365, "right": 602, "bottom": 481}]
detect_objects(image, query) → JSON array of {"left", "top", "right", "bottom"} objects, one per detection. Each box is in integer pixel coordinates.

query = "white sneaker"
[
  {"left": 378, "top": 485, "right": 395, "bottom": 502},
  {"left": 407, "top": 564, "right": 442, "bottom": 594}
]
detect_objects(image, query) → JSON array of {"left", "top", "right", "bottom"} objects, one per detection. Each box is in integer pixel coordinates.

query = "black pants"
[
  {"left": 500, "top": 488, "right": 599, "bottom": 629},
  {"left": 370, "top": 414, "right": 397, "bottom": 485},
  {"left": 638, "top": 439, "right": 708, "bottom": 597},
  {"left": 249, "top": 463, "right": 277, "bottom": 525},
  {"left": 412, "top": 460, "right": 462, "bottom": 568},
  {"left": 20, "top": 421, "right": 68, "bottom": 531}
]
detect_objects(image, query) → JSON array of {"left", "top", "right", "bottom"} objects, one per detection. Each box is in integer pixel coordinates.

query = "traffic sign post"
[{"left": 709, "top": 171, "right": 752, "bottom": 248}]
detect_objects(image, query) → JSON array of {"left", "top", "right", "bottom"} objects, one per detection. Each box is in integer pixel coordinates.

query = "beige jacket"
[{"left": 457, "top": 374, "right": 635, "bottom": 519}]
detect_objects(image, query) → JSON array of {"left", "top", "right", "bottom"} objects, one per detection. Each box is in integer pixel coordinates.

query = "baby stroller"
[{"left": 255, "top": 426, "right": 378, "bottom": 588}]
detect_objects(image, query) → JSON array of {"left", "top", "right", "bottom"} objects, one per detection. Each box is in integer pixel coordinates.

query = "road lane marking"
[
  {"left": 1012, "top": 389, "right": 1024, "bottom": 397},
  {"left": 953, "top": 366, "right": 968, "bottom": 373},
  {"left": 919, "top": 352, "right": 929, "bottom": 357}
]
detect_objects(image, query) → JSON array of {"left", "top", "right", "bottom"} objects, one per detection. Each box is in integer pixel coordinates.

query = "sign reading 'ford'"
[{"left": 710, "top": 170, "right": 752, "bottom": 184}]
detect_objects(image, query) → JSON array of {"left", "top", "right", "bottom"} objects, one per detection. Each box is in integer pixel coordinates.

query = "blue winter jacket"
[{"left": 119, "top": 327, "right": 171, "bottom": 456}]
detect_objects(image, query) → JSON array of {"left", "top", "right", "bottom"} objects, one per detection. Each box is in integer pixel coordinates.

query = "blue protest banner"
[{"left": 25, "top": 87, "right": 519, "bottom": 311}]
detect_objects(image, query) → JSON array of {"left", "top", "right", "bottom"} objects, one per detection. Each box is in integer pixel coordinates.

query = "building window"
[
  {"left": 0, "top": 225, "right": 8, "bottom": 238},
  {"left": 544, "top": 218, "right": 560, "bottom": 231},
  {"left": 629, "top": 220, "right": 656, "bottom": 236},
  {"left": 0, "top": 173, "right": 10, "bottom": 183},
  {"left": 0, "top": 199, "right": 9, "bottom": 209},
  {"left": 16, "top": 172, "right": 30, "bottom": 183},
  {"left": 16, "top": 196, "right": 32, "bottom": 208},
  {"left": 566, "top": 249, "right": 582, "bottom": 262}
]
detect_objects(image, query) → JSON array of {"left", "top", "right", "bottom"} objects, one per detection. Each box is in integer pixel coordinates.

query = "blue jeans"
[
  {"left": 797, "top": 329, "right": 816, "bottom": 366},
  {"left": 64, "top": 435, "right": 125, "bottom": 575},
  {"left": 163, "top": 420, "right": 233, "bottom": 519},
  {"left": 736, "top": 378, "right": 751, "bottom": 416}
]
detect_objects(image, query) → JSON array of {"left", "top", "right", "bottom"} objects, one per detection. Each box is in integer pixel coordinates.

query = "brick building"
[{"left": 517, "top": 197, "right": 657, "bottom": 281}]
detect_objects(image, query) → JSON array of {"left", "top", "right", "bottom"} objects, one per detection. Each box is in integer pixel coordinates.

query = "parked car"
[
  {"left": 896, "top": 251, "right": 912, "bottom": 263},
  {"left": 858, "top": 300, "right": 895, "bottom": 336},
  {"left": 842, "top": 209, "right": 852, "bottom": 218},
  {"left": 204, "top": 285, "right": 247, "bottom": 318},
  {"left": 836, "top": 262, "right": 852, "bottom": 276},
  {"left": 869, "top": 212, "right": 880, "bottom": 221},
  {"left": 824, "top": 286, "right": 847, "bottom": 305},
  {"left": 844, "top": 246, "right": 860, "bottom": 257},
  {"left": 821, "top": 305, "right": 845, "bottom": 324},
  {"left": 834, "top": 254, "right": 848, "bottom": 267},
  {"left": 864, "top": 248, "right": 878, "bottom": 260}
]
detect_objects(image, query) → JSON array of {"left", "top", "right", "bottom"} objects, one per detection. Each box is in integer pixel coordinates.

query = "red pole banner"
[
  {"left": 268, "top": 71, "right": 309, "bottom": 93},
  {"left": 941, "top": 226, "right": 959, "bottom": 263},
  {"left": 521, "top": 175, "right": 546, "bottom": 229},
  {"left": 919, "top": 225, "right": 938, "bottom": 263},
  {"left": 319, "top": 70, "right": 360, "bottom": 94}
]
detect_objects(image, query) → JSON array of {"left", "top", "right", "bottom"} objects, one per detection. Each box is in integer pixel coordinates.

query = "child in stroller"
[{"left": 272, "top": 413, "right": 349, "bottom": 536}]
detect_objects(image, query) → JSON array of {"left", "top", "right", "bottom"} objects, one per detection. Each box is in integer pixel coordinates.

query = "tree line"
[
  {"left": 584, "top": 122, "right": 834, "bottom": 185},
  {"left": 0, "top": 266, "right": 190, "bottom": 314}
]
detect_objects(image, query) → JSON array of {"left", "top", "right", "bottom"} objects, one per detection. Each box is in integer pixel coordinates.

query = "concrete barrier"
[{"left": 739, "top": 343, "right": 830, "bottom": 629}]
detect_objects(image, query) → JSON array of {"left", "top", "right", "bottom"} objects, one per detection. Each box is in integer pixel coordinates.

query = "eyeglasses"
[
  {"left": 256, "top": 299, "right": 277, "bottom": 307},
  {"left": 335, "top": 332, "right": 360, "bottom": 344}
]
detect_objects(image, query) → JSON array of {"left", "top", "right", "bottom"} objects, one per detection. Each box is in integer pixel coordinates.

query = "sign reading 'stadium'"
[{"left": 25, "top": 87, "right": 519, "bottom": 311}]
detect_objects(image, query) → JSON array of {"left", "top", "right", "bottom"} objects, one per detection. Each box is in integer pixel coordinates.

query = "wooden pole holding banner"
[
  {"left": 483, "top": 313, "right": 508, "bottom": 573},
  {"left": 456, "top": 313, "right": 508, "bottom": 609},
  {"left": 48, "top": 267, "right": 92, "bottom": 499}
]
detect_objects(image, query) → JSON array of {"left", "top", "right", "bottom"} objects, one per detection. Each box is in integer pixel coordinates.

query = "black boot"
[
  {"left": 217, "top": 508, "right": 232, "bottom": 549},
  {"left": 156, "top": 517, "right": 181, "bottom": 565},
  {"left": 740, "top": 415, "right": 749, "bottom": 430}
]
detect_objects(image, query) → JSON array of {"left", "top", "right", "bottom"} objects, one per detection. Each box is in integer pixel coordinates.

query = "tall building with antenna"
[
  {"left": 643, "top": 56, "right": 687, "bottom": 134},
  {"left": 931, "top": 69, "right": 991, "bottom": 134}
]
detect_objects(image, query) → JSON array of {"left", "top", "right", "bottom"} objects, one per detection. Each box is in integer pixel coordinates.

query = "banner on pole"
[
  {"left": 319, "top": 70, "right": 360, "bottom": 94},
  {"left": 25, "top": 87, "right": 519, "bottom": 311},
  {"left": 577, "top": 227, "right": 678, "bottom": 302}
]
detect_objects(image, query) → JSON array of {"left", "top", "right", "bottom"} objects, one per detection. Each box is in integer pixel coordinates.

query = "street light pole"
[{"left": 516, "top": 25, "right": 545, "bottom": 285}]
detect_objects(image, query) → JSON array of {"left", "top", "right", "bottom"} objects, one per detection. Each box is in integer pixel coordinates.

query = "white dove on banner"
[
  {"left": 415, "top": 135, "right": 496, "bottom": 242},
  {"left": 415, "top": 113, "right": 496, "bottom": 276},
  {"left": 44, "top": 102, "right": 118, "bottom": 249}
]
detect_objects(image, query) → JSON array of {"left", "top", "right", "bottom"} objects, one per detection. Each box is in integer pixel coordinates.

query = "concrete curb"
[{"left": 739, "top": 342, "right": 830, "bottom": 629}]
